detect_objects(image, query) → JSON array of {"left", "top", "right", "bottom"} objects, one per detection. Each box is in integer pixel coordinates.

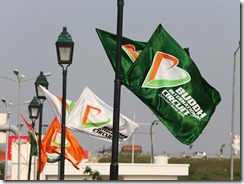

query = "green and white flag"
[
  {"left": 67, "top": 87, "right": 140, "bottom": 143},
  {"left": 96, "top": 24, "right": 221, "bottom": 145},
  {"left": 27, "top": 132, "right": 38, "bottom": 156},
  {"left": 21, "top": 115, "right": 38, "bottom": 156},
  {"left": 39, "top": 85, "right": 139, "bottom": 143},
  {"left": 96, "top": 28, "right": 146, "bottom": 80}
]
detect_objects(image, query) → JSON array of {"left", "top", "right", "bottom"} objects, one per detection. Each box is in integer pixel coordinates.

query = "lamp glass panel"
[
  {"left": 59, "top": 47, "right": 71, "bottom": 61},
  {"left": 30, "top": 108, "right": 39, "bottom": 118},
  {"left": 37, "top": 86, "right": 45, "bottom": 98}
]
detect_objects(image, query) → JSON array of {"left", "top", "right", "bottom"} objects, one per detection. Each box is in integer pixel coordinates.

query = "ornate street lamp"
[
  {"left": 56, "top": 26, "right": 74, "bottom": 65},
  {"left": 27, "top": 96, "right": 40, "bottom": 180},
  {"left": 56, "top": 26, "right": 74, "bottom": 180},
  {"left": 35, "top": 71, "right": 49, "bottom": 100},
  {"left": 34, "top": 71, "right": 49, "bottom": 180},
  {"left": 28, "top": 96, "right": 40, "bottom": 120}
]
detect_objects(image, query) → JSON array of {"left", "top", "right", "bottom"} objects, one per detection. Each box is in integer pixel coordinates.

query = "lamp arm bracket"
[{"left": 59, "top": 64, "right": 71, "bottom": 71}]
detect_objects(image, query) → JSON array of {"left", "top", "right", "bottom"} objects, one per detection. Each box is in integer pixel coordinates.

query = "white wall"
[
  {"left": 10, "top": 141, "right": 190, "bottom": 181},
  {"left": 0, "top": 113, "right": 7, "bottom": 143},
  {"left": 11, "top": 141, "right": 38, "bottom": 180},
  {"left": 43, "top": 162, "right": 189, "bottom": 180}
]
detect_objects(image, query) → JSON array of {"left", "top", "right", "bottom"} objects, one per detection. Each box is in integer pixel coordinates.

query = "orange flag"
[
  {"left": 21, "top": 114, "right": 38, "bottom": 143},
  {"left": 40, "top": 117, "right": 84, "bottom": 173}
]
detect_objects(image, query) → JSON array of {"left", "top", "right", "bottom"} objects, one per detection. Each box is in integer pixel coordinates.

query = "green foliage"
[
  {"left": 83, "top": 166, "right": 102, "bottom": 180},
  {"left": 134, "top": 154, "right": 151, "bottom": 163},
  {"left": 98, "top": 153, "right": 151, "bottom": 163},
  {"left": 92, "top": 170, "right": 102, "bottom": 180},
  {"left": 98, "top": 153, "right": 241, "bottom": 181},
  {"left": 169, "top": 158, "right": 241, "bottom": 180},
  {"left": 220, "top": 144, "right": 225, "bottom": 156}
]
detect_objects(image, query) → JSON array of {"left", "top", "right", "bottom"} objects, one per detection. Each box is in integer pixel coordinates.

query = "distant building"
[
  {"left": 97, "top": 146, "right": 111, "bottom": 157},
  {"left": 0, "top": 150, "right": 5, "bottom": 160},
  {"left": 121, "top": 145, "right": 142, "bottom": 154}
]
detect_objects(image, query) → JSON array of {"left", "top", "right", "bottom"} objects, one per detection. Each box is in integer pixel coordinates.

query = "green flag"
[
  {"left": 96, "top": 28, "right": 146, "bottom": 80},
  {"left": 96, "top": 24, "right": 221, "bottom": 145},
  {"left": 96, "top": 27, "right": 190, "bottom": 79},
  {"left": 28, "top": 132, "right": 38, "bottom": 156}
]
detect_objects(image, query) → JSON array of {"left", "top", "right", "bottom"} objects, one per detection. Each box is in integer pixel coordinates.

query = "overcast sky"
[{"left": 0, "top": 0, "right": 240, "bottom": 156}]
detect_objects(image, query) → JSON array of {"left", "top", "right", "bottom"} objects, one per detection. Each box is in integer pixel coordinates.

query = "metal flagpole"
[
  {"left": 110, "top": 0, "right": 124, "bottom": 180},
  {"left": 230, "top": 41, "right": 240, "bottom": 180},
  {"left": 131, "top": 112, "right": 135, "bottom": 163},
  {"left": 27, "top": 121, "right": 35, "bottom": 180},
  {"left": 150, "top": 120, "right": 159, "bottom": 163}
]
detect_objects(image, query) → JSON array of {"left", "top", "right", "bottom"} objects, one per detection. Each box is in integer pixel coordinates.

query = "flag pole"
[
  {"left": 132, "top": 112, "right": 136, "bottom": 164},
  {"left": 27, "top": 121, "right": 35, "bottom": 180},
  {"left": 230, "top": 41, "right": 240, "bottom": 180},
  {"left": 110, "top": 0, "right": 124, "bottom": 180}
]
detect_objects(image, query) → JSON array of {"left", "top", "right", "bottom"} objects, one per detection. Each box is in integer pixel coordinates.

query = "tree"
[
  {"left": 220, "top": 144, "right": 225, "bottom": 158},
  {"left": 83, "top": 166, "right": 102, "bottom": 180}
]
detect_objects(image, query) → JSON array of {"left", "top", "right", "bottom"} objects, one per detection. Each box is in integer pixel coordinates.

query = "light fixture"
[
  {"left": 35, "top": 71, "right": 49, "bottom": 100},
  {"left": 28, "top": 96, "right": 40, "bottom": 120},
  {"left": 56, "top": 26, "right": 74, "bottom": 65},
  {"left": 56, "top": 26, "right": 74, "bottom": 180}
]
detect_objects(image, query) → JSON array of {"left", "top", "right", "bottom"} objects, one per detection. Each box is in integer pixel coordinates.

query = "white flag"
[
  {"left": 231, "top": 133, "right": 240, "bottom": 155},
  {"left": 39, "top": 85, "right": 76, "bottom": 123},
  {"left": 40, "top": 85, "right": 139, "bottom": 143}
]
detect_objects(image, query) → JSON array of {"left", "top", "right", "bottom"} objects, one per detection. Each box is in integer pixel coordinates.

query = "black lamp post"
[
  {"left": 55, "top": 26, "right": 74, "bottom": 180},
  {"left": 110, "top": 0, "right": 124, "bottom": 180},
  {"left": 34, "top": 71, "right": 49, "bottom": 180},
  {"left": 27, "top": 96, "right": 40, "bottom": 180}
]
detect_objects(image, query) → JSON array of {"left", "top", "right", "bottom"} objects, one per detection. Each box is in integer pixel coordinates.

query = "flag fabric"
[
  {"left": 96, "top": 24, "right": 221, "bottom": 145},
  {"left": 40, "top": 117, "right": 84, "bottom": 173},
  {"left": 96, "top": 28, "right": 146, "bottom": 80},
  {"left": 21, "top": 114, "right": 38, "bottom": 143},
  {"left": 96, "top": 28, "right": 191, "bottom": 79},
  {"left": 21, "top": 114, "right": 62, "bottom": 160},
  {"left": 46, "top": 153, "right": 61, "bottom": 163},
  {"left": 21, "top": 114, "right": 38, "bottom": 155},
  {"left": 39, "top": 85, "right": 139, "bottom": 143},
  {"left": 38, "top": 85, "right": 76, "bottom": 123},
  {"left": 28, "top": 132, "right": 38, "bottom": 156},
  {"left": 66, "top": 87, "right": 140, "bottom": 143},
  {"left": 231, "top": 133, "right": 240, "bottom": 155}
]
